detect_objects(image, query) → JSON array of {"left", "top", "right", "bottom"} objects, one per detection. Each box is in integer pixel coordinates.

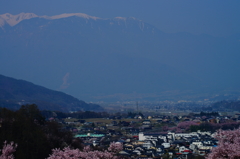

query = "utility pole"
[{"left": 136, "top": 101, "right": 138, "bottom": 112}]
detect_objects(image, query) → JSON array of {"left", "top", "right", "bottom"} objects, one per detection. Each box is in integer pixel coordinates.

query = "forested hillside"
[{"left": 0, "top": 74, "right": 103, "bottom": 112}]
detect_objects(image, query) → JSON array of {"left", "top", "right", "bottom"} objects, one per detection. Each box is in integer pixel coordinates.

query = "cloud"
[{"left": 60, "top": 72, "right": 70, "bottom": 89}]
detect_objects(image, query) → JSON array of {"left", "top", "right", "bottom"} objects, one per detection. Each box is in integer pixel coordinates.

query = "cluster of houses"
[
  {"left": 74, "top": 130, "right": 217, "bottom": 158},
  {"left": 133, "top": 131, "right": 217, "bottom": 158},
  {"left": 59, "top": 112, "right": 240, "bottom": 158}
]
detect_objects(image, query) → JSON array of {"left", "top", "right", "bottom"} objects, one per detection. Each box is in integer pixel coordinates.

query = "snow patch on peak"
[
  {"left": 0, "top": 13, "right": 38, "bottom": 26},
  {"left": 43, "top": 13, "right": 100, "bottom": 20},
  {"left": 114, "top": 17, "right": 127, "bottom": 20},
  {"left": 0, "top": 18, "right": 5, "bottom": 28},
  {"left": 114, "top": 17, "right": 141, "bottom": 21},
  {"left": 0, "top": 13, "right": 140, "bottom": 28},
  {"left": 0, "top": 12, "right": 100, "bottom": 27}
]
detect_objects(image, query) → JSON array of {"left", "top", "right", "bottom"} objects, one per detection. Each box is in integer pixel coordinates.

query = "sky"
[{"left": 0, "top": 0, "right": 240, "bottom": 37}]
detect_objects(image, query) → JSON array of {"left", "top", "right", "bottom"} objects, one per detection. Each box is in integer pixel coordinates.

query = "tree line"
[{"left": 0, "top": 104, "right": 83, "bottom": 159}]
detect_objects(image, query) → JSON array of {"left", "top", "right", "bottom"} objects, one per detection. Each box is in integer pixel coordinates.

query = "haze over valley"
[
  {"left": 1, "top": 2, "right": 240, "bottom": 158},
  {"left": 1, "top": 12, "right": 240, "bottom": 102}
]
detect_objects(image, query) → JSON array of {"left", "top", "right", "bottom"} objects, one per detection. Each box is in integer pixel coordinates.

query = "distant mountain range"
[
  {"left": 0, "top": 13, "right": 100, "bottom": 27},
  {"left": 0, "top": 13, "right": 240, "bottom": 102},
  {"left": 0, "top": 74, "right": 103, "bottom": 112}
]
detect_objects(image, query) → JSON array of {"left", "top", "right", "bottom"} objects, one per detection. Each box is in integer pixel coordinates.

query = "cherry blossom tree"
[
  {"left": 107, "top": 142, "right": 123, "bottom": 153},
  {"left": 207, "top": 128, "right": 240, "bottom": 159},
  {"left": 47, "top": 142, "right": 124, "bottom": 159},
  {"left": 167, "top": 126, "right": 183, "bottom": 133},
  {"left": 0, "top": 141, "right": 17, "bottom": 159},
  {"left": 177, "top": 121, "right": 199, "bottom": 131},
  {"left": 0, "top": 141, "right": 123, "bottom": 159}
]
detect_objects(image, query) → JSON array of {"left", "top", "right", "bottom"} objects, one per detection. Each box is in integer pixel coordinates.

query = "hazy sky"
[{"left": 1, "top": 0, "right": 240, "bottom": 37}]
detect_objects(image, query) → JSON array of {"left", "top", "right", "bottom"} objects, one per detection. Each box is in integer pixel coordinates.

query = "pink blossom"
[
  {"left": 168, "top": 126, "right": 183, "bottom": 133},
  {"left": 47, "top": 142, "right": 123, "bottom": 159},
  {"left": 108, "top": 142, "right": 123, "bottom": 153},
  {"left": 0, "top": 141, "right": 17, "bottom": 159},
  {"left": 177, "top": 121, "right": 199, "bottom": 130},
  {"left": 207, "top": 128, "right": 240, "bottom": 159}
]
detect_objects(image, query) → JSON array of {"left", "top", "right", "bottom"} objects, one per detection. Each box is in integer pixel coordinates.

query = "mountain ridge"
[
  {"left": 0, "top": 74, "right": 103, "bottom": 112},
  {"left": 0, "top": 12, "right": 144, "bottom": 28},
  {"left": 0, "top": 13, "right": 239, "bottom": 102}
]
